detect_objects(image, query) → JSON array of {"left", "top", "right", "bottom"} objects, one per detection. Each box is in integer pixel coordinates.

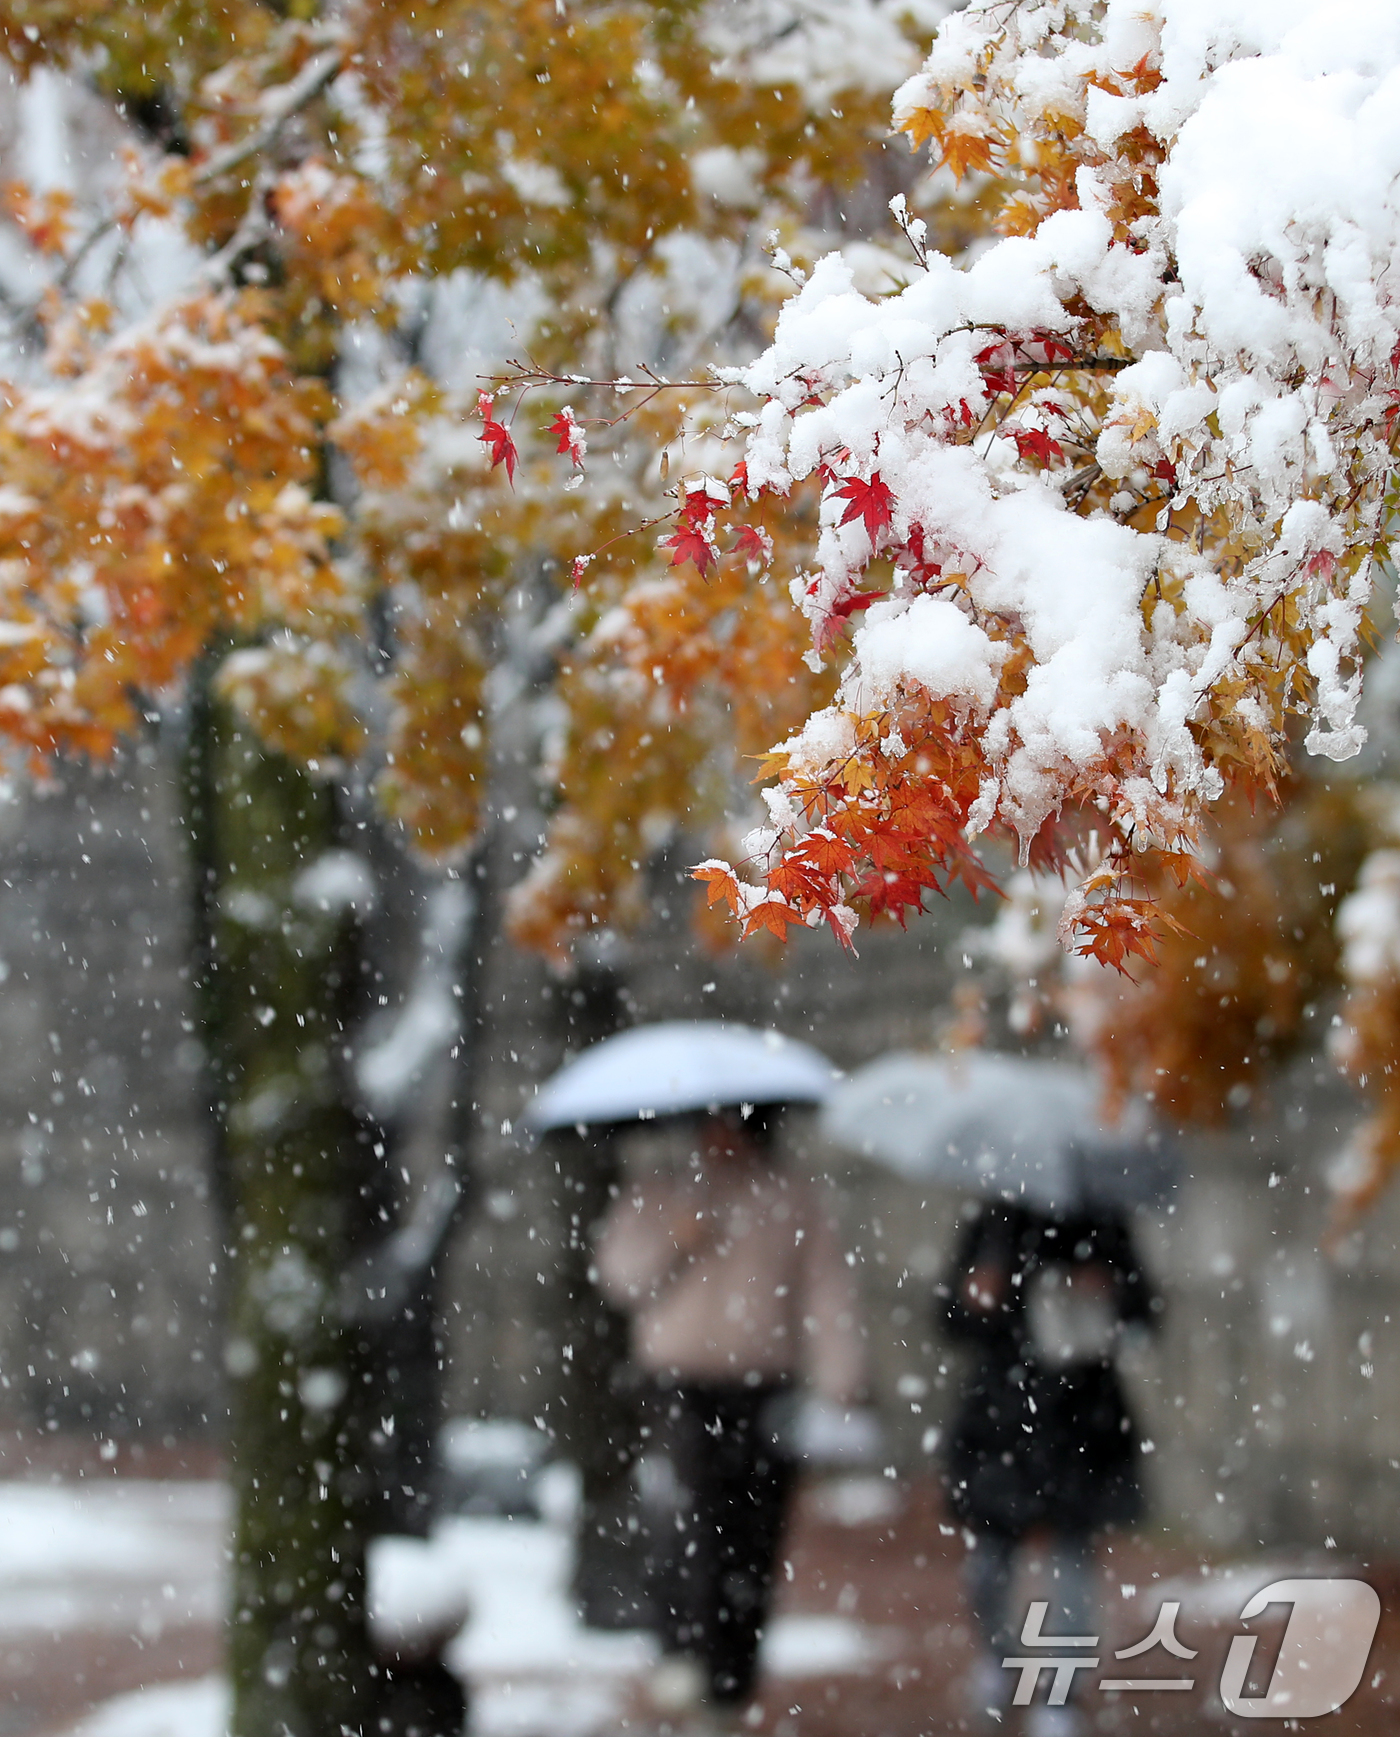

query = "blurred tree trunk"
[
  {"left": 545, "top": 964, "right": 646, "bottom": 1628},
  {"left": 186, "top": 665, "right": 386, "bottom": 1737}
]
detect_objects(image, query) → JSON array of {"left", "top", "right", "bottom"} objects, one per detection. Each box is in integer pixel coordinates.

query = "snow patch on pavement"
[
  {"left": 62, "top": 1676, "right": 227, "bottom": 1737},
  {"left": 0, "top": 1480, "right": 227, "bottom": 1637}
]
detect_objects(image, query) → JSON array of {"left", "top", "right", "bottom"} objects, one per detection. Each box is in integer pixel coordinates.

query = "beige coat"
[{"left": 594, "top": 1160, "right": 864, "bottom": 1403}]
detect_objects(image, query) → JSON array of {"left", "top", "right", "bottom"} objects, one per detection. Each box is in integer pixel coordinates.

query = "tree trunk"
[
  {"left": 545, "top": 965, "right": 646, "bottom": 1628},
  {"left": 186, "top": 669, "right": 385, "bottom": 1737}
]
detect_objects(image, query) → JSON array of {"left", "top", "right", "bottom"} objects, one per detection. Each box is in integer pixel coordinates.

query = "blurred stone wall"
[{"left": 0, "top": 744, "right": 219, "bottom": 1441}]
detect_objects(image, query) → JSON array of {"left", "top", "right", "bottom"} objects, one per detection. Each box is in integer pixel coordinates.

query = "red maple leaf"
[
  {"left": 834, "top": 472, "right": 895, "bottom": 547},
  {"left": 770, "top": 858, "right": 831, "bottom": 906},
  {"left": 800, "top": 830, "right": 856, "bottom": 876},
  {"left": 902, "top": 523, "right": 949, "bottom": 584},
  {"left": 824, "top": 905, "right": 858, "bottom": 950},
  {"left": 830, "top": 588, "right": 885, "bottom": 621},
  {"left": 477, "top": 391, "right": 517, "bottom": 485},
  {"left": 1071, "top": 897, "right": 1165, "bottom": 973},
  {"left": 975, "top": 343, "right": 1017, "bottom": 397},
  {"left": 548, "top": 407, "right": 586, "bottom": 468},
  {"left": 1150, "top": 457, "right": 1178, "bottom": 486},
  {"left": 1009, "top": 428, "right": 1065, "bottom": 465},
  {"left": 733, "top": 524, "right": 773, "bottom": 565},
  {"left": 854, "top": 867, "right": 931, "bottom": 927},
  {"left": 678, "top": 485, "right": 723, "bottom": 527},
  {"left": 662, "top": 522, "right": 718, "bottom": 577}
]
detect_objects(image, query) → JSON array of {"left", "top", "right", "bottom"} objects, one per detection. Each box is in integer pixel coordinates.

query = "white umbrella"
[
  {"left": 525, "top": 1020, "right": 839, "bottom": 1132},
  {"left": 821, "top": 1050, "right": 1174, "bottom": 1213}
]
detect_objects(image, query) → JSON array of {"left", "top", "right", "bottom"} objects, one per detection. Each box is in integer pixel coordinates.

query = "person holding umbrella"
[
  {"left": 941, "top": 1200, "right": 1157, "bottom": 1734},
  {"left": 529, "top": 1022, "right": 862, "bottom": 1732},
  {"left": 820, "top": 1049, "right": 1171, "bottom": 1736}
]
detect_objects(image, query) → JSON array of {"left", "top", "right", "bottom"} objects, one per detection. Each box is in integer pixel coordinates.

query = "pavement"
[{"left": 0, "top": 1457, "right": 1396, "bottom": 1737}]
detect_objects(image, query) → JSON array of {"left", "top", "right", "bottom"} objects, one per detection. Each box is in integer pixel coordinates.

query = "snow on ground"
[
  {"left": 0, "top": 1480, "right": 227, "bottom": 1638},
  {"left": 441, "top": 1517, "right": 659, "bottom": 1678},
  {"left": 762, "top": 1613, "right": 897, "bottom": 1677},
  {"left": 60, "top": 1677, "right": 229, "bottom": 1737},
  {"left": 438, "top": 1506, "right": 894, "bottom": 1732},
  {"left": 14, "top": 1476, "right": 903, "bottom": 1737},
  {"left": 1150, "top": 1552, "right": 1366, "bottom": 1623}
]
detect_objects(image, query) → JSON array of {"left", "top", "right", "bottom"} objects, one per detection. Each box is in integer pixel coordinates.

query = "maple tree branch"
[
  {"left": 55, "top": 214, "right": 118, "bottom": 294},
  {"left": 195, "top": 48, "right": 345, "bottom": 187},
  {"left": 1064, "top": 460, "right": 1103, "bottom": 507},
  {"left": 197, "top": 167, "right": 278, "bottom": 287},
  {"left": 576, "top": 507, "right": 684, "bottom": 565},
  {"left": 487, "top": 359, "right": 732, "bottom": 444},
  {"left": 1017, "top": 353, "right": 1134, "bottom": 374}
]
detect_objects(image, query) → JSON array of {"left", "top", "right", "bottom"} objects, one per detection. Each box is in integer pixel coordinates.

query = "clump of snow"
[
  {"left": 782, "top": 1398, "right": 885, "bottom": 1467},
  {"left": 440, "top": 1417, "right": 551, "bottom": 1476},
  {"left": 853, "top": 593, "right": 1005, "bottom": 715},
  {"left": 249, "top": 1246, "right": 325, "bottom": 1341},
  {"left": 763, "top": 1611, "right": 896, "bottom": 1676},
  {"left": 291, "top": 849, "right": 378, "bottom": 917},
  {"left": 443, "top": 1517, "right": 657, "bottom": 1680},
  {"left": 472, "top": 1680, "right": 625, "bottom": 1737},
  {"left": 806, "top": 1474, "right": 903, "bottom": 1527},
  {"left": 218, "top": 886, "right": 277, "bottom": 930},
  {"left": 690, "top": 146, "right": 766, "bottom": 208},
  {"left": 1337, "top": 851, "right": 1400, "bottom": 986},
  {"left": 965, "top": 871, "right": 1065, "bottom": 979},
  {"left": 368, "top": 1532, "right": 476, "bottom": 1658},
  {"left": 498, "top": 153, "right": 571, "bottom": 210},
  {"left": 356, "top": 980, "right": 457, "bottom": 1115}
]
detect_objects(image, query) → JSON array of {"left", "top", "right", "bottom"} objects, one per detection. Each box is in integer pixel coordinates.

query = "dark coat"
[{"left": 939, "top": 1202, "right": 1156, "bottom": 1539}]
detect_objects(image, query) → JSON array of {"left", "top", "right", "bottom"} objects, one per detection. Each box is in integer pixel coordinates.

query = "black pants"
[{"left": 642, "top": 1381, "right": 796, "bottom": 1706}]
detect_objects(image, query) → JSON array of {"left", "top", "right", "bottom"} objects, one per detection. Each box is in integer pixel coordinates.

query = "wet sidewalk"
[
  {"left": 714, "top": 1476, "right": 1400, "bottom": 1736},
  {"left": 7, "top": 1470, "right": 1399, "bottom": 1737}
]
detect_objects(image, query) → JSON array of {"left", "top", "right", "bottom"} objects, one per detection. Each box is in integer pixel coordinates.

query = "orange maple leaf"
[
  {"left": 941, "top": 115, "right": 1001, "bottom": 181},
  {"left": 741, "top": 895, "right": 800, "bottom": 941},
  {"left": 692, "top": 862, "right": 741, "bottom": 914},
  {"left": 799, "top": 829, "right": 856, "bottom": 876},
  {"left": 1071, "top": 897, "right": 1169, "bottom": 973}
]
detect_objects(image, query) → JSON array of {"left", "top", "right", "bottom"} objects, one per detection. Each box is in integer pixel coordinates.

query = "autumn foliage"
[
  {"left": 511, "top": 0, "right": 1400, "bottom": 974},
  {"left": 0, "top": 0, "right": 928, "bottom": 874}
]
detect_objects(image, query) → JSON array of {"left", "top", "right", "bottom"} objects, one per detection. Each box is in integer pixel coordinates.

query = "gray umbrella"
[{"left": 821, "top": 1050, "right": 1175, "bottom": 1213}]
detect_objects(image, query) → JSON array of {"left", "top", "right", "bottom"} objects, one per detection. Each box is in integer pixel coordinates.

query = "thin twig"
[{"left": 487, "top": 360, "right": 723, "bottom": 395}]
